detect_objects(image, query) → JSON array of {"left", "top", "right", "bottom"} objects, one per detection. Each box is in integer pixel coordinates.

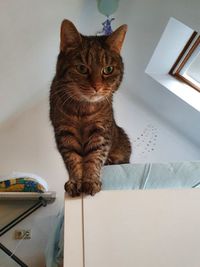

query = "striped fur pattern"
[{"left": 50, "top": 20, "right": 131, "bottom": 197}]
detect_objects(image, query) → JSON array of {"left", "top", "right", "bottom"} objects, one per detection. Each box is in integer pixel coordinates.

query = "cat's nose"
[{"left": 92, "top": 84, "right": 101, "bottom": 92}]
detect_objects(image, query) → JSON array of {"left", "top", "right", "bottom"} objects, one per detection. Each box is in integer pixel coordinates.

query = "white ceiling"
[{"left": 0, "top": 0, "right": 200, "bottom": 146}]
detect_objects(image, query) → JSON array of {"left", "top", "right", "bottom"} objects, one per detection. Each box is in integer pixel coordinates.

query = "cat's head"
[{"left": 55, "top": 19, "right": 127, "bottom": 103}]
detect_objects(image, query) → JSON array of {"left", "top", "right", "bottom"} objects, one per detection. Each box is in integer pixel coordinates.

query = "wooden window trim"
[{"left": 169, "top": 31, "right": 200, "bottom": 93}]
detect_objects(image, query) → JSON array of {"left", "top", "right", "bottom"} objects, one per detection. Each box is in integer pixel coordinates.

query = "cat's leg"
[
  {"left": 82, "top": 152, "right": 106, "bottom": 196},
  {"left": 82, "top": 133, "right": 111, "bottom": 195},
  {"left": 105, "top": 126, "right": 131, "bottom": 165},
  {"left": 63, "top": 152, "right": 83, "bottom": 197},
  {"left": 55, "top": 129, "right": 83, "bottom": 197}
]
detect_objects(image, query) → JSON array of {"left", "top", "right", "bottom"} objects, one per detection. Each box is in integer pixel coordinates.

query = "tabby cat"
[{"left": 50, "top": 19, "right": 131, "bottom": 197}]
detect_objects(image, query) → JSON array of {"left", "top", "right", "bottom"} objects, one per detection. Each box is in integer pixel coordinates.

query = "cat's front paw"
[
  {"left": 65, "top": 179, "right": 82, "bottom": 197},
  {"left": 82, "top": 179, "right": 102, "bottom": 196}
]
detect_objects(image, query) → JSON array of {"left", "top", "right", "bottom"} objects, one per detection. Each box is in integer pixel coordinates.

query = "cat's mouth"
[
  {"left": 79, "top": 88, "right": 107, "bottom": 103},
  {"left": 82, "top": 93, "right": 105, "bottom": 103}
]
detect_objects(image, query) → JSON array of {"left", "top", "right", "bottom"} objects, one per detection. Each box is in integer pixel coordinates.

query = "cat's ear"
[
  {"left": 60, "top": 19, "right": 82, "bottom": 52},
  {"left": 106, "top": 25, "right": 128, "bottom": 53}
]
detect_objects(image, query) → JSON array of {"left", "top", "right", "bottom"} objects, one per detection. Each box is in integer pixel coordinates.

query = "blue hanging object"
[
  {"left": 97, "top": 0, "right": 119, "bottom": 17},
  {"left": 102, "top": 17, "right": 115, "bottom": 35},
  {"left": 97, "top": 17, "right": 115, "bottom": 36}
]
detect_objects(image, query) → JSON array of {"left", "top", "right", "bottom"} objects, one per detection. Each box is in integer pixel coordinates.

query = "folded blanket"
[{"left": 0, "top": 172, "right": 48, "bottom": 192}]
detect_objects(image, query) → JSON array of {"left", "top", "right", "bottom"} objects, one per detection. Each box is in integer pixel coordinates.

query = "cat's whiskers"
[
  {"left": 53, "top": 79, "right": 69, "bottom": 85},
  {"left": 105, "top": 96, "right": 111, "bottom": 105},
  {"left": 50, "top": 88, "right": 67, "bottom": 98},
  {"left": 55, "top": 94, "right": 74, "bottom": 117},
  {"left": 63, "top": 95, "right": 74, "bottom": 106},
  {"left": 51, "top": 81, "right": 78, "bottom": 99},
  {"left": 54, "top": 92, "right": 67, "bottom": 107},
  {"left": 60, "top": 91, "right": 77, "bottom": 107},
  {"left": 52, "top": 85, "right": 73, "bottom": 104},
  {"left": 52, "top": 80, "right": 74, "bottom": 92}
]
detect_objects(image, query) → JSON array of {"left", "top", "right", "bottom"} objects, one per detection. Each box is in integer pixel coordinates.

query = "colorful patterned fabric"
[{"left": 0, "top": 177, "right": 46, "bottom": 192}]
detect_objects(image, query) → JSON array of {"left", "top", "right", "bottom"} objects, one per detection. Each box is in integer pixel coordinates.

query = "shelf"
[{"left": 0, "top": 191, "right": 56, "bottom": 203}]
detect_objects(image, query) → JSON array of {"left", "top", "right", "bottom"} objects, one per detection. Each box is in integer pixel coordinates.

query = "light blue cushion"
[{"left": 101, "top": 161, "right": 200, "bottom": 190}]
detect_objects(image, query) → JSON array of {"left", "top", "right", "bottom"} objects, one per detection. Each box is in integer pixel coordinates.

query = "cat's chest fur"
[{"left": 52, "top": 99, "right": 113, "bottom": 145}]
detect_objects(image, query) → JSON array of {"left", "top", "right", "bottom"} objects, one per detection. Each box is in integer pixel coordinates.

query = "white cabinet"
[{"left": 64, "top": 189, "right": 200, "bottom": 267}]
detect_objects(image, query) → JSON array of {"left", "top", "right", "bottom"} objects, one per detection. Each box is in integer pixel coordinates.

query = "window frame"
[{"left": 169, "top": 31, "right": 200, "bottom": 93}]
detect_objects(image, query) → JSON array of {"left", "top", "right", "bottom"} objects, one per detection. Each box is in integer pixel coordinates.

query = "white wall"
[{"left": 0, "top": 0, "right": 200, "bottom": 266}]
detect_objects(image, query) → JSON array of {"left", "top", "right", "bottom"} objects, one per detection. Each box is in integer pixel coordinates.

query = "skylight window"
[
  {"left": 145, "top": 17, "right": 200, "bottom": 112},
  {"left": 170, "top": 32, "right": 200, "bottom": 92}
]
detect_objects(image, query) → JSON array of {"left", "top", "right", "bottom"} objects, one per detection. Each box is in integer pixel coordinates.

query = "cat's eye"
[
  {"left": 102, "top": 66, "right": 114, "bottom": 75},
  {"left": 76, "top": 64, "right": 89, "bottom": 75}
]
